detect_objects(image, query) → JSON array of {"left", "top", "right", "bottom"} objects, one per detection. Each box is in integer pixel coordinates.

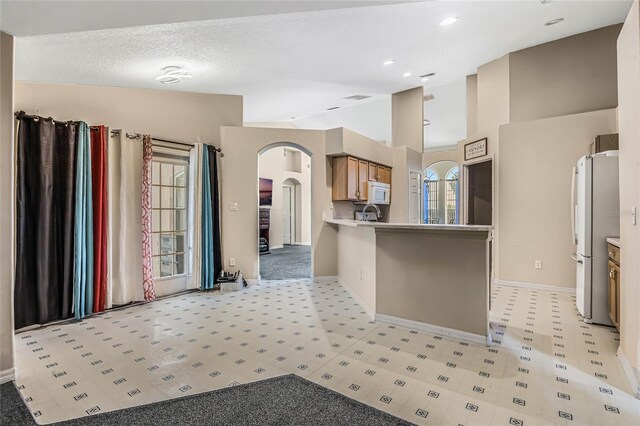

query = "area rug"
[
  {"left": 1, "top": 374, "right": 413, "bottom": 425},
  {"left": 260, "top": 245, "right": 311, "bottom": 280}
]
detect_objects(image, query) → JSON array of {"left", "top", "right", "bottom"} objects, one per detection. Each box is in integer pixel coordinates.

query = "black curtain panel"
[
  {"left": 207, "top": 146, "right": 223, "bottom": 279},
  {"left": 15, "top": 114, "right": 77, "bottom": 329}
]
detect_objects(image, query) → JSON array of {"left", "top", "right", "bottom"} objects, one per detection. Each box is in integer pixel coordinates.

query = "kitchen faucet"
[{"left": 362, "top": 203, "right": 382, "bottom": 221}]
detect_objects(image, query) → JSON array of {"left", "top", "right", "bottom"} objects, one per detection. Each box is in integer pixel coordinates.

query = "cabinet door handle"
[
  {"left": 610, "top": 270, "right": 614, "bottom": 278},
  {"left": 609, "top": 251, "right": 615, "bottom": 257}
]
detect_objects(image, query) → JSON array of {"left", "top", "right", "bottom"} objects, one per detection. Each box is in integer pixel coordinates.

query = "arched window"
[
  {"left": 423, "top": 168, "right": 439, "bottom": 223},
  {"left": 445, "top": 166, "right": 459, "bottom": 224}
]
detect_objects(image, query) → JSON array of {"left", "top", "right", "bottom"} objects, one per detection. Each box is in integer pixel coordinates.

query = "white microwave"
[{"left": 368, "top": 182, "right": 390, "bottom": 205}]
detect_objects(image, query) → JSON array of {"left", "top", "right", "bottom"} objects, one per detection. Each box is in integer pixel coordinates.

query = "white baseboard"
[
  {"left": 246, "top": 278, "right": 260, "bottom": 286},
  {"left": 617, "top": 346, "right": 640, "bottom": 399},
  {"left": 375, "top": 313, "right": 491, "bottom": 347},
  {"left": 270, "top": 245, "right": 284, "bottom": 250},
  {"left": 313, "top": 275, "right": 339, "bottom": 284},
  {"left": 0, "top": 368, "right": 16, "bottom": 384},
  {"left": 336, "top": 278, "right": 375, "bottom": 321},
  {"left": 494, "top": 279, "right": 575, "bottom": 294}
]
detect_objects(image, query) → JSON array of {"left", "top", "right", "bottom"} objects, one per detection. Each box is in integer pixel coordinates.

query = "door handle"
[{"left": 570, "top": 252, "right": 583, "bottom": 264}]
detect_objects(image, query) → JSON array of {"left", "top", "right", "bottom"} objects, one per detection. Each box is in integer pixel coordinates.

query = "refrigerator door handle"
[{"left": 570, "top": 166, "right": 577, "bottom": 244}]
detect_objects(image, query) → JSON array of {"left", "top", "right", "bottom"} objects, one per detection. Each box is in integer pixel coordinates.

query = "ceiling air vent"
[{"left": 343, "top": 95, "right": 371, "bottom": 101}]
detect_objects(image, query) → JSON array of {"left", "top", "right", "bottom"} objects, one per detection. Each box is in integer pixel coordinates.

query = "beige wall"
[
  {"left": 510, "top": 25, "right": 621, "bottom": 123},
  {"left": 392, "top": 87, "right": 424, "bottom": 153},
  {"left": 325, "top": 127, "right": 393, "bottom": 166},
  {"left": 616, "top": 0, "right": 640, "bottom": 393},
  {"left": 466, "top": 74, "right": 478, "bottom": 136},
  {"left": 336, "top": 225, "right": 376, "bottom": 317},
  {"left": 499, "top": 109, "right": 617, "bottom": 288},
  {"left": 15, "top": 81, "right": 242, "bottom": 146},
  {"left": 477, "top": 55, "right": 510, "bottom": 133},
  {"left": 220, "top": 126, "right": 337, "bottom": 279},
  {"left": 376, "top": 228, "right": 490, "bottom": 339},
  {"left": 423, "top": 147, "right": 458, "bottom": 169},
  {"left": 0, "top": 32, "right": 15, "bottom": 380},
  {"left": 389, "top": 146, "right": 422, "bottom": 223},
  {"left": 258, "top": 146, "right": 311, "bottom": 248}
]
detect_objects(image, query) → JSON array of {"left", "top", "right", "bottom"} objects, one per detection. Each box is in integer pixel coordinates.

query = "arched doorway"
[
  {"left": 258, "top": 145, "right": 312, "bottom": 280},
  {"left": 423, "top": 160, "right": 459, "bottom": 224}
]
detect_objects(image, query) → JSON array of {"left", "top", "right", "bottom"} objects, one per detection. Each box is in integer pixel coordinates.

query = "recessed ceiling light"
[
  {"left": 545, "top": 18, "right": 564, "bottom": 26},
  {"left": 156, "top": 66, "right": 192, "bottom": 84},
  {"left": 382, "top": 59, "right": 395, "bottom": 66},
  {"left": 439, "top": 17, "right": 458, "bottom": 26},
  {"left": 403, "top": 72, "right": 412, "bottom": 77}
]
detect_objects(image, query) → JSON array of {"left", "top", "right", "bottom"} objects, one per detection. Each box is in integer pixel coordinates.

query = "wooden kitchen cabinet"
[
  {"left": 378, "top": 165, "right": 392, "bottom": 184},
  {"left": 358, "top": 159, "right": 369, "bottom": 201},
  {"left": 607, "top": 243, "right": 620, "bottom": 331},
  {"left": 332, "top": 156, "right": 361, "bottom": 201},
  {"left": 368, "top": 163, "right": 378, "bottom": 182},
  {"left": 332, "top": 156, "right": 392, "bottom": 201}
]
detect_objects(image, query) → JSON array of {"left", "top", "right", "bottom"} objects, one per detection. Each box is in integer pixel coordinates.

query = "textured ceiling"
[
  {"left": 0, "top": 0, "right": 412, "bottom": 36},
  {"left": 6, "top": 1, "right": 633, "bottom": 147}
]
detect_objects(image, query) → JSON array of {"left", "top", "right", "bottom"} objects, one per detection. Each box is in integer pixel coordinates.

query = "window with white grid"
[
  {"left": 445, "top": 166, "right": 459, "bottom": 224},
  {"left": 151, "top": 158, "right": 189, "bottom": 278}
]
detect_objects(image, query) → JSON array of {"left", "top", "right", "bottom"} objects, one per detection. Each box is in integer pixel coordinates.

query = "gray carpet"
[
  {"left": 260, "top": 245, "right": 311, "bottom": 280},
  {"left": 1, "top": 374, "right": 412, "bottom": 426}
]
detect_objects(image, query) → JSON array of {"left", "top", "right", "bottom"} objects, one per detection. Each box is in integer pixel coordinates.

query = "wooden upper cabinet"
[
  {"left": 368, "top": 163, "right": 378, "bottom": 182},
  {"left": 358, "top": 159, "right": 369, "bottom": 200},
  {"left": 332, "top": 156, "right": 359, "bottom": 201},
  {"left": 332, "top": 155, "right": 392, "bottom": 201},
  {"left": 378, "top": 166, "right": 392, "bottom": 184}
]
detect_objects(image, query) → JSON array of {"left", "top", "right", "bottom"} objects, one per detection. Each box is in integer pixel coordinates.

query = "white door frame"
[
  {"left": 460, "top": 154, "right": 495, "bottom": 226},
  {"left": 408, "top": 169, "right": 422, "bottom": 224},
  {"left": 282, "top": 184, "right": 295, "bottom": 245}
]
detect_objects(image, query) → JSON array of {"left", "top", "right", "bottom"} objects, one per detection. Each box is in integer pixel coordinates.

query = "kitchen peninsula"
[{"left": 325, "top": 219, "right": 493, "bottom": 345}]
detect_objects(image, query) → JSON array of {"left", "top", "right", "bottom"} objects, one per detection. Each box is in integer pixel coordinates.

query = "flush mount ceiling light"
[
  {"left": 439, "top": 17, "right": 458, "bottom": 26},
  {"left": 420, "top": 72, "right": 436, "bottom": 82},
  {"left": 382, "top": 59, "right": 395, "bottom": 66},
  {"left": 402, "top": 72, "right": 412, "bottom": 77},
  {"left": 156, "top": 66, "right": 192, "bottom": 84},
  {"left": 545, "top": 18, "right": 564, "bottom": 26}
]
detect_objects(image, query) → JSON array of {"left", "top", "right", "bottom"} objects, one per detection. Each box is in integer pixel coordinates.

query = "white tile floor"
[{"left": 13, "top": 279, "right": 640, "bottom": 425}]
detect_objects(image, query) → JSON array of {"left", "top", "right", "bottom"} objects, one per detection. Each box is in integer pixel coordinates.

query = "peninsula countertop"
[{"left": 324, "top": 218, "right": 493, "bottom": 232}]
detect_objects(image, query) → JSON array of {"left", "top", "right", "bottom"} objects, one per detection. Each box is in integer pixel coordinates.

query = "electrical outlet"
[
  {"left": 330, "top": 202, "right": 334, "bottom": 210},
  {"left": 229, "top": 258, "right": 236, "bottom": 267},
  {"left": 229, "top": 202, "right": 238, "bottom": 211},
  {"left": 535, "top": 260, "right": 542, "bottom": 270}
]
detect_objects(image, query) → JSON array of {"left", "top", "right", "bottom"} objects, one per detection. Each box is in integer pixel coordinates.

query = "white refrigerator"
[{"left": 571, "top": 151, "right": 619, "bottom": 325}]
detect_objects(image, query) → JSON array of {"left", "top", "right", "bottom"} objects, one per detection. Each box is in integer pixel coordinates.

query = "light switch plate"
[
  {"left": 229, "top": 202, "right": 238, "bottom": 211},
  {"left": 229, "top": 258, "right": 236, "bottom": 267}
]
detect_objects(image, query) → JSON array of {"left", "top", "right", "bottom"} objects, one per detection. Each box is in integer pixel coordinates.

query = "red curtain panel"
[
  {"left": 141, "top": 135, "right": 155, "bottom": 301},
  {"left": 90, "top": 125, "right": 108, "bottom": 312}
]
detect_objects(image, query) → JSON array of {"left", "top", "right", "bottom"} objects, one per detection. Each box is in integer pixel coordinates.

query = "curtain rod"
[
  {"left": 17, "top": 111, "right": 101, "bottom": 132},
  {"left": 110, "top": 129, "right": 221, "bottom": 153}
]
